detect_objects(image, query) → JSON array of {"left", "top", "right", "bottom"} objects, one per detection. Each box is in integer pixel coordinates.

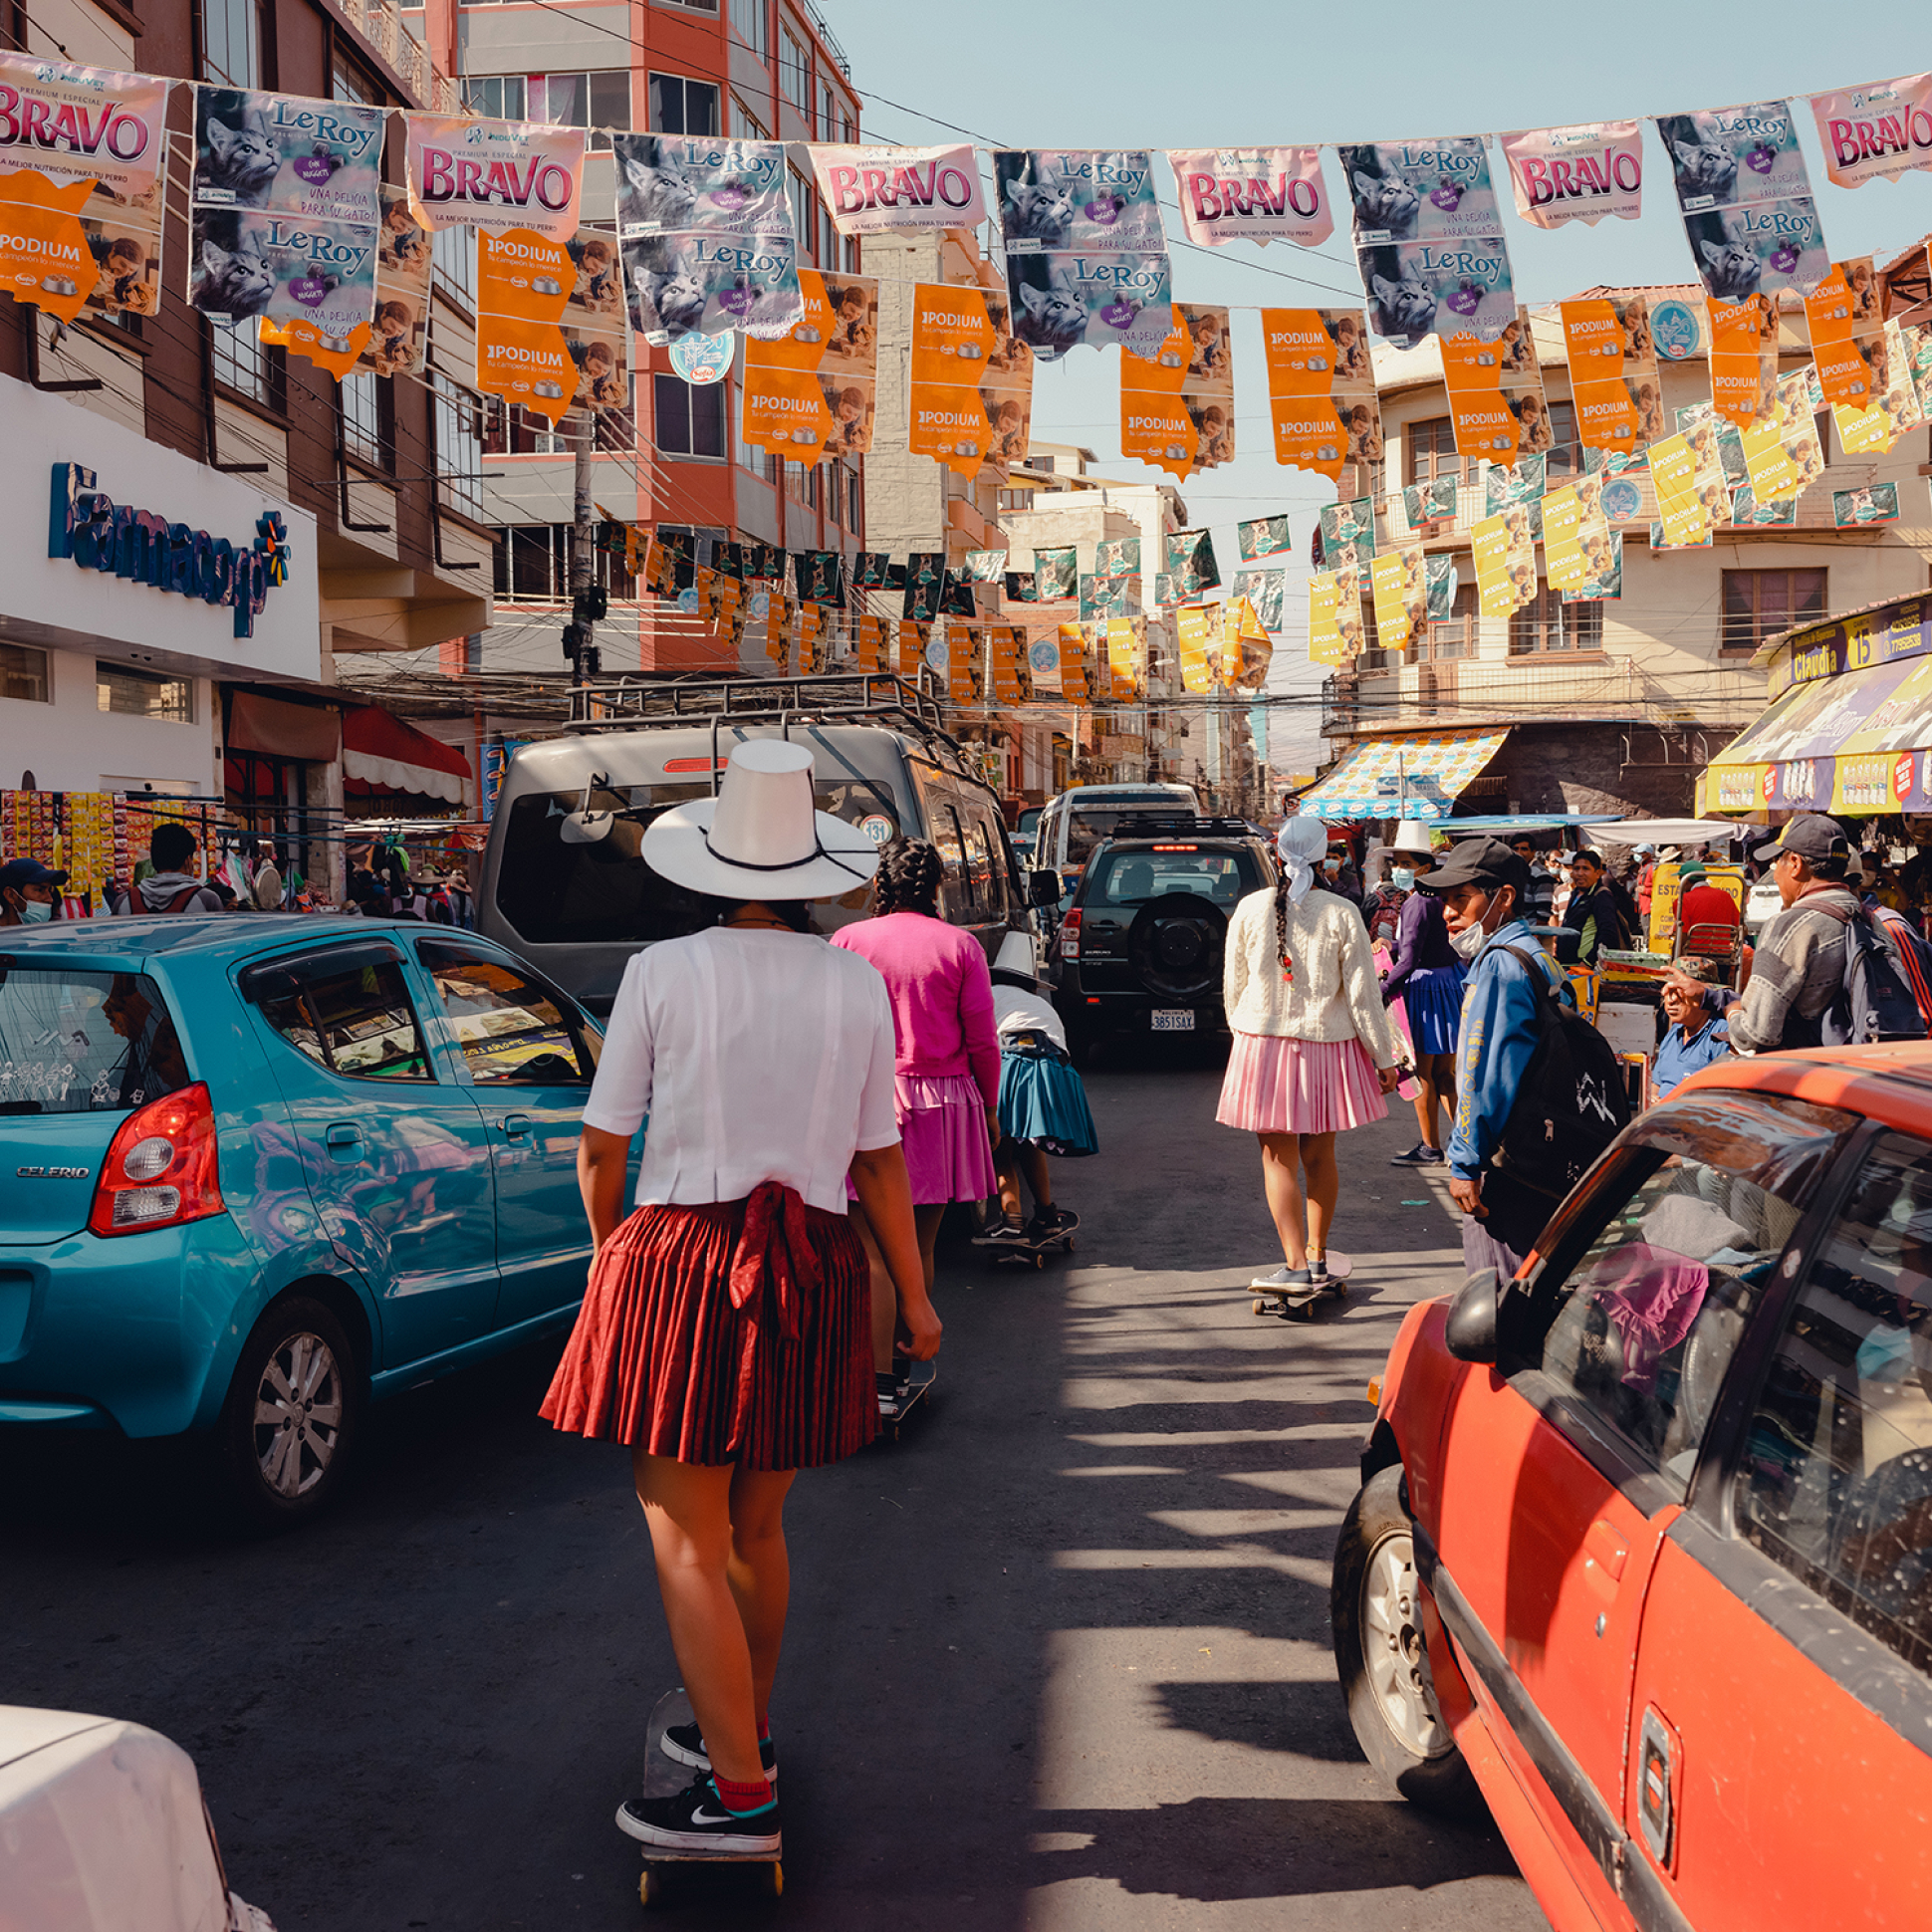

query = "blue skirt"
[
  {"left": 998, "top": 1041, "right": 1098, "bottom": 1157},
  {"left": 1402, "top": 962, "right": 1468, "bottom": 1057}
]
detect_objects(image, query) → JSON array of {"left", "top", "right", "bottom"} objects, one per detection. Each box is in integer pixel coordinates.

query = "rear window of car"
[
  {"left": 1086, "top": 846, "right": 1265, "bottom": 908},
  {"left": 495, "top": 779, "right": 900, "bottom": 946},
  {"left": 0, "top": 967, "right": 190, "bottom": 1114},
  {"left": 1065, "top": 802, "right": 1197, "bottom": 868}
]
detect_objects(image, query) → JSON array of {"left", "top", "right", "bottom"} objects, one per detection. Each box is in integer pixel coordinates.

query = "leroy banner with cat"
[{"left": 0, "top": 52, "right": 169, "bottom": 329}]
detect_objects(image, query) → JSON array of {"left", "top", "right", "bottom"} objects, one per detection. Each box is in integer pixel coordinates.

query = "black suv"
[{"left": 1052, "top": 817, "right": 1276, "bottom": 1061}]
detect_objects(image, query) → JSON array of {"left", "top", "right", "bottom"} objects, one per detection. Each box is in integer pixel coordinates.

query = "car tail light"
[
  {"left": 88, "top": 1084, "right": 225, "bottom": 1238},
  {"left": 1060, "top": 908, "right": 1082, "bottom": 959}
]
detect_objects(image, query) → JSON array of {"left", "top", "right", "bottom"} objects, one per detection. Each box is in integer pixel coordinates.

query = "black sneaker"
[
  {"left": 661, "top": 1720, "right": 779, "bottom": 1786},
  {"left": 876, "top": 1371, "right": 903, "bottom": 1420},
  {"left": 616, "top": 1772, "right": 780, "bottom": 1853},
  {"left": 1389, "top": 1143, "right": 1444, "bottom": 1166},
  {"left": 975, "top": 1218, "right": 1031, "bottom": 1245}
]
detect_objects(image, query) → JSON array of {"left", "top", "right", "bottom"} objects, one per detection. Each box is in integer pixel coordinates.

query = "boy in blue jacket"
[{"left": 1414, "top": 838, "right": 1571, "bottom": 1279}]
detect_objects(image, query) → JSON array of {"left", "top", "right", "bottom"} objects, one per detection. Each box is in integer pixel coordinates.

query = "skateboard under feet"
[
  {"left": 972, "top": 1210, "right": 1081, "bottom": 1270},
  {"left": 875, "top": 1355, "right": 936, "bottom": 1444},
  {"left": 633, "top": 1688, "right": 782, "bottom": 1909},
  {"left": 1251, "top": 1251, "right": 1352, "bottom": 1322}
]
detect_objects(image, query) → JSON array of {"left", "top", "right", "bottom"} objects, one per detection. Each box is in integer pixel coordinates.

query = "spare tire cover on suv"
[{"left": 1126, "top": 893, "right": 1228, "bottom": 1004}]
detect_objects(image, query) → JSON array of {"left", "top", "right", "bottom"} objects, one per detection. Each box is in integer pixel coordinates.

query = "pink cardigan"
[{"left": 831, "top": 912, "right": 1001, "bottom": 1106}]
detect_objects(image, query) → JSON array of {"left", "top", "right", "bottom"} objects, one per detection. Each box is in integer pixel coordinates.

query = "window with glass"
[
  {"left": 416, "top": 942, "right": 598, "bottom": 1085},
  {"left": 653, "top": 373, "right": 726, "bottom": 459},
  {"left": 646, "top": 73, "right": 715, "bottom": 137},
  {"left": 546, "top": 72, "right": 631, "bottom": 148},
  {"left": 434, "top": 373, "right": 486, "bottom": 521},
  {"left": 200, "top": 0, "right": 262, "bottom": 88},
  {"left": 1545, "top": 399, "right": 1577, "bottom": 478},
  {"left": 1515, "top": 1091, "right": 1853, "bottom": 1498},
  {"left": 825, "top": 459, "right": 843, "bottom": 527},
  {"left": 242, "top": 948, "right": 432, "bottom": 1083},
  {"left": 1089, "top": 845, "right": 1264, "bottom": 907},
  {"left": 821, "top": 203, "right": 839, "bottom": 269},
  {"left": 846, "top": 462, "right": 861, "bottom": 533},
  {"left": 210, "top": 316, "right": 271, "bottom": 406},
  {"left": 1723, "top": 569, "right": 1827, "bottom": 655},
  {"left": 730, "top": 0, "right": 769, "bottom": 55},
  {"left": 1736, "top": 1130, "right": 1932, "bottom": 1675},
  {"left": 332, "top": 51, "right": 375, "bottom": 106},
  {"left": 731, "top": 95, "right": 768, "bottom": 140},
  {"left": 779, "top": 25, "right": 809, "bottom": 106},
  {"left": 432, "top": 224, "right": 474, "bottom": 310},
  {"left": 463, "top": 75, "right": 525, "bottom": 121},
  {"left": 843, "top": 233, "right": 860, "bottom": 274},
  {"left": 1406, "top": 415, "right": 1466, "bottom": 488},
  {"left": 341, "top": 368, "right": 384, "bottom": 467},
  {"left": 788, "top": 168, "right": 811, "bottom": 257},
  {"left": 1510, "top": 584, "right": 1603, "bottom": 655},
  {"left": 98, "top": 663, "right": 194, "bottom": 722},
  {"left": 0, "top": 970, "right": 189, "bottom": 1113},
  {"left": 1, "top": 643, "right": 49, "bottom": 703},
  {"left": 735, "top": 390, "right": 767, "bottom": 474},
  {"left": 1424, "top": 581, "right": 1476, "bottom": 662}
]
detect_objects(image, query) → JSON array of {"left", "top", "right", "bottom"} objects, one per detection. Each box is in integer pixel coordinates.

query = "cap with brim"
[
  {"left": 642, "top": 740, "right": 881, "bottom": 900},
  {"left": 1413, "top": 837, "right": 1531, "bottom": 897},
  {"left": 1754, "top": 812, "right": 1850, "bottom": 864},
  {"left": 0, "top": 857, "right": 67, "bottom": 891}
]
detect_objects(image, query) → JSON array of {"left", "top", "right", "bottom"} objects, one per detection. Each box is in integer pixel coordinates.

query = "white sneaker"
[{"left": 1251, "top": 1264, "right": 1315, "bottom": 1293}]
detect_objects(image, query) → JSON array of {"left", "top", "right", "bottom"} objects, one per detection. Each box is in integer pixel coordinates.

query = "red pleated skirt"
[{"left": 539, "top": 1195, "right": 876, "bottom": 1469}]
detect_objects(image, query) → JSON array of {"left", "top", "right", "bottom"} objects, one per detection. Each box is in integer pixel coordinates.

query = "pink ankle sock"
[{"left": 712, "top": 1772, "right": 774, "bottom": 1813}]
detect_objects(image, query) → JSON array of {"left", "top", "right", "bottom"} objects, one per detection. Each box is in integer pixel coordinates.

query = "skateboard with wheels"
[
  {"left": 1251, "top": 1252, "right": 1351, "bottom": 1322},
  {"left": 973, "top": 1211, "right": 1081, "bottom": 1271},
  {"left": 632, "top": 1688, "right": 782, "bottom": 1909},
  {"left": 876, "top": 1356, "right": 936, "bottom": 1444}
]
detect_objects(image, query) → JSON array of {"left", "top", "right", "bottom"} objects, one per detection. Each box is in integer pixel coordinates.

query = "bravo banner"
[
  {"left": 1500, "top": 121, "right": 1643, "bottom": 229},
  {"left": 1164, "top": 147, "right": 1331, "bottom": 248},
  {"left": 1261, "top": 307, "right": 1379, "bottom": 481},
  {"left": 1119, "top": 303, "right": 1233, "bottom": 478},
  {"left": 473, "top": 226, "right": 628, "bottom": 428},
  {"left": 993, "top": 149, "right": 1171, "bottom": 362},
  {"left": 407, "top": 112, "right": 586, "bottom": 240},
  {"left": 1808, "top": 76, "right": 1932, "bottom": 190},
  {"left": 0, "top": 53, "right": 168, "bottom": 328},
  {"left": 189, "top": 86, "right": 383, "bottom": 350},
  {"left": 906, "top": 281, "right": 1034, "bottom": 479},
  {"left": 1338, "top": 136, "right": 1516, "bottom": 348},
  {"left": 615, "top": 134, "right": 801, "bottom": 342},
  {"left": 1657, "top": 102, "right": 1828, "bottom": 301},
  {"left": 807, "top": 143, "right": 984, "bottom": 234},
  {"left": 742, "top": 269, "right": 878, "bottom": 461},
  {"left": 1561, "top": 295, "right": 1666, "bottom": 454}
]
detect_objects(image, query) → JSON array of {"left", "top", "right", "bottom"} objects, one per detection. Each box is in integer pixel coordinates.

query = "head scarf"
[{"left": 1276, "top": 817, "right": 1330, "bottom": 906}]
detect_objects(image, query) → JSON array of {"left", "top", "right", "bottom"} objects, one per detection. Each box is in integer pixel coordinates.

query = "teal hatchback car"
[{"left": 0, "top": 915, "right": 614, "bottom": 1524}]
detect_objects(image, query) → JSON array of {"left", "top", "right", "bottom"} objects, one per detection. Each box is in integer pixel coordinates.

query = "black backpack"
[
  {"left": 1816, "top": 905, "right": 1930, "bottom": 1047},
  {"left": 1488, "top": 945, "right": 1633, "bottom": 1201}
]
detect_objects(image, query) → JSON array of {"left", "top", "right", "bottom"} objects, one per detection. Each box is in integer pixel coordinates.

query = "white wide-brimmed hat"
[
  {"left": 1378, "top": 818, "right": 1437, "bottom": 858},
  {"left": 993, "top": 931, "right": 1039, "bottom": 979},
  {"left": 641, "top": 740, "right": 880, "bottom": 900}
]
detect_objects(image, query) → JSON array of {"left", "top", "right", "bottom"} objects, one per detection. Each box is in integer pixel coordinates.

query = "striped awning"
[{"left": 1297, "top": 729, "right": 1510, "bottom": 823}]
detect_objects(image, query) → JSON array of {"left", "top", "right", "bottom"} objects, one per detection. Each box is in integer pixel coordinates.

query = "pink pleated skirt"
[
  {"left": 897, "top": 1072, "right": 997, "bottom": 1205},
  {"left": 1216, "top": 1032, "right": 1388, "bottom": 1136}
]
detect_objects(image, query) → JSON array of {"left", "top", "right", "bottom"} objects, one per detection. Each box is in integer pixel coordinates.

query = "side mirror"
[
  {"left": 1029, "top": 869, "right": 1062, "bottom": 906},
  {"left": 560, "top": 771, "right": 614, "bottom": 845},
  {"left": 1445, "top": 1268, "right": 1499, "bottom": 1364}
]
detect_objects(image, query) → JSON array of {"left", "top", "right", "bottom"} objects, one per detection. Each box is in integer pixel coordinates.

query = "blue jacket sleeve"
[
  {"left": 1382, "top": 890, "right": 1423, "bottom": 1002},
  {"left": 1447, "top": 947, "right": 1546, "bottom": 1180}
]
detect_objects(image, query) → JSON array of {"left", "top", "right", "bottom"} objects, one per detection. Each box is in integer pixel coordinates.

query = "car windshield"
[
  {"left": 495, "top": 779, "right": 900, "bottom": 946},
  {"left": 1066, "top": 801, "right": 1196, "bottom": 866},
  {"left": 1088, "top": 846, "right": 1263, "bottom": 908},
  {"left": 0, "top": 967, "right": 190, "bottom": 1113}
]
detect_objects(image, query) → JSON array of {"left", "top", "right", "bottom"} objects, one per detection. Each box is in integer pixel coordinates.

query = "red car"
[{"left": 1333, "top": 1046, "right": 1932, "bottom": 1928}]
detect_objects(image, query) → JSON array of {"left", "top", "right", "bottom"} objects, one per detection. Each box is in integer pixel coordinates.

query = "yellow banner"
[
  {"left": 1058, "top": 622, "right": 1088, "bottom": 703},
  {"left": 1647, "top": 433, "right": 1710, "bottom": 548},
  {"left": 1260, "top": 307, "right": 1378, "bottom": 481},
  {"left": 1369, "top": 545, "right": 1425, "bottom": 652},
  {"left": 1106, "top": 616, "right": 1144, "bottom": 698},
  {"left": 1178, "top": 603, "right": 1217, "bottom": 685},
  {"left": 908, "top": 281, "right": 1034, "bottom": 480},
  {"left": 1222, "top": 596, "right": 1273, "bottom": 689},
  {"left": 742, "top": 268, "right": 878, "bottom": 462}
]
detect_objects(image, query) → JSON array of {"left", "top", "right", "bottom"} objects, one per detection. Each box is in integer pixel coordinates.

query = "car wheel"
[
  {"left": 1331, "top": 1464, "right": 1485, "bottom": 1818},
  {"left": 218, "top": 1295, "right": 362, "bottom": 1530}
]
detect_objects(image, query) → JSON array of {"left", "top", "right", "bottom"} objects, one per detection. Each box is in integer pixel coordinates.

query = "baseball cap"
[
  {"left": 0, "top": 857, "right": 68, "bottom": 892},
  {"left": 1412, "top": 837, "right": 1531, "bottom": 896},
  {"left": 1677, "top": 863, "right": 1708, "bottom": 887},
  {"left": 1755, "top": 814, "right": 1851, "bottom": 864}
]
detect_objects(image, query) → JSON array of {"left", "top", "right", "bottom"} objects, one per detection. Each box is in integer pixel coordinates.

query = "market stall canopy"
[
  {"left": 1584, "top": 819, "right": 1748, "bottom": 846},
  {"left": 343, "top": 706, "right": 472, "bottom": 806},
  {"left": 227, "top": 689, "right": 341, "bottom": 764},
  {"left": 1295, "top": 729, "right": 1509, "bottom": 824}
]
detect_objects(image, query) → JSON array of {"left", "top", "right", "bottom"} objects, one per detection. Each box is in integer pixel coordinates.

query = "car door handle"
[
  {"left": 324, "top": 1123, "right": 364, "bottom": 1161},
  {"left": 500, "top": 1113, "right": 533, "bottom": 1140},
  {"left": 1580, "top": 1517, "right": 1629, "bottom": 1602}
]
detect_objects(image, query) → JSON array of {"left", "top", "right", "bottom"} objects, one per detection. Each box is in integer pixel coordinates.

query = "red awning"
[
  {"left": 342, "top": 705, "right": 472, "bottom": 805},
  {"left": 227, "top": 689, "right": 343, "bottom": 763}
]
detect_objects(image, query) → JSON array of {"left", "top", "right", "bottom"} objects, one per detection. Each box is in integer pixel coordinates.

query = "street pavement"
[{"left": 1, "top": 1049, "right": 1547, "bottom": 1931}]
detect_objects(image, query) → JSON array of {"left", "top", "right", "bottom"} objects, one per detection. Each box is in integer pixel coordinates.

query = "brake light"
[
  {"left": 1151, "top": 845, "right": 1198, "bottom": 851},
  {"left": 662, "top": 756, "right": 725, "bottom": 774},
  {"left": 88, "top": 1084, "right": 224, "bottom": 1238},
  {"left": 1061, "top": 908, "right": 1082, "bottom": 960}
]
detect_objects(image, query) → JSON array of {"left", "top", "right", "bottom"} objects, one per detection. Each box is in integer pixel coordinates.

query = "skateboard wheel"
[
  {"left": 1252, "top": 1297, "right": 1266, "bottom": 1315},
  {"left": 768, "top": 1862, "right": 784, "bottom": 1897},
  {"left": 640, "top": 1867, "right": 663, "bottom": 1907}
]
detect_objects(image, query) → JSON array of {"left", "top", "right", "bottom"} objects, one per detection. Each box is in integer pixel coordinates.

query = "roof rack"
[{"left": 1103, "top": 815, "right": 1263, "bottom": 841}]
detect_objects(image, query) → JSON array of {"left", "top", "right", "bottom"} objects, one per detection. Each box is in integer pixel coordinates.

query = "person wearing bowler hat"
[
  {"left": 1376, "top": 821, "right": 1464, "bottom": 1166},
  {"left": 540, "top": 740, "right": 939, "bottom": 1860},
  {"left": 1413, "top": 836, "right": 1573, "bottom": 1278},
  {"left": 0, "top": 856, "right": 67, "bottom": 925}
]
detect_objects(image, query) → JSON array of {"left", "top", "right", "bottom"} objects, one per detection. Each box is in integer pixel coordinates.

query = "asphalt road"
[{"left": 1, "top": 1048, "right": 1548, "bottom": 1931}]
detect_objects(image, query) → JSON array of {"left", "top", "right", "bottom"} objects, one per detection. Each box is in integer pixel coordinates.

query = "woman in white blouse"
[
  {"left": 541, "top": 741, "right": 938, "bottom": 1859},
  {"left": 1218, "top": 815, "right": 1400, "bottom": 1299}
]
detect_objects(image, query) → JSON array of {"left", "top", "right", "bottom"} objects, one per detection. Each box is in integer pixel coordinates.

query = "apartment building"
[
  {"left": 0, "top": 0, "right": 491, "bottom": 899},
  {"left": 1310, "top": 283, "right": 1932, "bottom": 827},
  {"left": 427, "top": 0, "right": 868, "bottom": 676}
]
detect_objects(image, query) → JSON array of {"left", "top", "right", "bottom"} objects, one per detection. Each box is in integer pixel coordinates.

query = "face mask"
[
  {"left": 1451, "top": 921, "right": 1488, "bottom": 960},
  {"left": 1323, "top": 857, "right": 1340, "bottom": 874},
  {"left": 1391, "top": 868, "right": 1415, "bottom": 891},
  {"left": 16, "top": 899, "right": 51, "bottom": 924}
]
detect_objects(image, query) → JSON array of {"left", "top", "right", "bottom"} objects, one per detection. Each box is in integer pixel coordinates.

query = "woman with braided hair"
[
  {"left": 1217, "top": 816, "right": 1401, "bottom": 1303},
  {"left": 833, "top": 839, "right": 1001, "bottom": 1417}
]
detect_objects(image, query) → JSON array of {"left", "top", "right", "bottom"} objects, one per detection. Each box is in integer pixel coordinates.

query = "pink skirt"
[
  {"left": 898, "top": 1072, "right": 997, "bottom": 1205},
  {"left": 1216, "top": 1033, "right": 1388, "bottom": 1136}
]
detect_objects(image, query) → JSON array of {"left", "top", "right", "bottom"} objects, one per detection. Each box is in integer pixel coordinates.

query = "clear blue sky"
[{"left": 823, "top": 0, "right": 1932, "bottom": 772}]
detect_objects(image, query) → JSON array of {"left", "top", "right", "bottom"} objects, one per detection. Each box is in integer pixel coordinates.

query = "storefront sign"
[{"left": 48, "top": 460, "right": 290, "bottom": 638}]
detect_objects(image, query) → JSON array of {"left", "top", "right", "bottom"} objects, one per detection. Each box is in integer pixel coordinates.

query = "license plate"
[{"left": 1151, "top": 1009, "right": 1195, "bottom": 1032}]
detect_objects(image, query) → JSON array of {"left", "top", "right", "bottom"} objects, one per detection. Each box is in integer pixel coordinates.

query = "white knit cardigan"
[{"left": 1222, "top": 886, "right": 1399, "bottom": 1064}]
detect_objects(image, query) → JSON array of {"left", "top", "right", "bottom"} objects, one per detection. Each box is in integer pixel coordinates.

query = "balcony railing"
[{"left": 333, "top": 0, "right": 460, "bottom": 109}]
